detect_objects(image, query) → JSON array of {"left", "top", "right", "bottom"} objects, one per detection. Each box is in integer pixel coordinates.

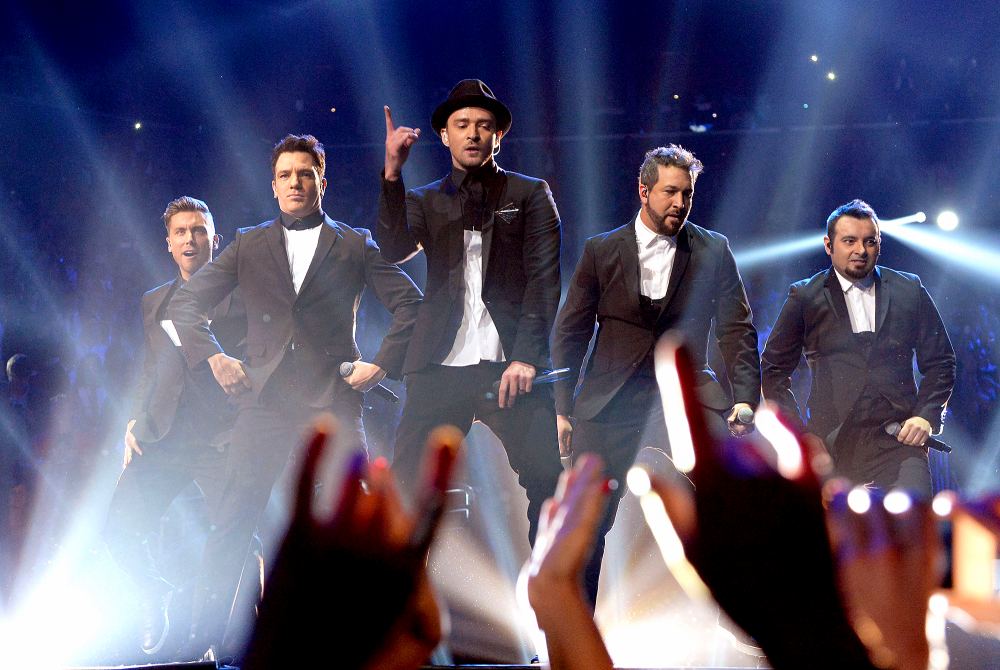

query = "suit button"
[{"left": 262, "top": 313, "right": 271, "bottom": 323}]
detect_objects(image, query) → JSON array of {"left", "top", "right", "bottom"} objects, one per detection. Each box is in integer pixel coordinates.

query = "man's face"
[
  {"left": 272, "top": 151, "right": 326, "bottom": 218},
  {"left": 441, "top": 107, "right": 502, "bottom": 171},
  {"left": 825, "top": 215, "right": 880, "bottom": 280},
  {"left": 638, "top": 164, "right": 694, "bottom": 236},
  {"left": 166, "top": 210, "right": 218, "bottom": 280}
]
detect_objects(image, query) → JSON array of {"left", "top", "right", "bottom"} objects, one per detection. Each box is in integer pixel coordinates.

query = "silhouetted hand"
[
  {"left": 522, "top": 454, "right": 613, "bottom": 670},
  {"left": 646, "top": 339, "right": 876, "bottom": 670},
  {"left": 244, "top": 419, "right": 462, "bottom": 670},
  {"left": 827, "top": 483, "right": 940, "bottom": 670},
  {"left": 940, "top": 493, "right": 1000, "bottom": 637}
]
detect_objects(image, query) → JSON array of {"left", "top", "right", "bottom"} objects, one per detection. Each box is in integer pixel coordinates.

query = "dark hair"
[
  {"left": 826, "top": 199, "right": 879, "bottom": 239},
  {"left": 639, "top": 145, "right": 704, "bottom": 189},
  {"left": 162, "top": 196, "right": 213, "bottom": 231},
  {"left": 271, "top": 134, "right": 326, "bottom": 180}
]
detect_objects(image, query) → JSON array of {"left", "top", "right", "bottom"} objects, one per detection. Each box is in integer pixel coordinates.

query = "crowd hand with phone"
[{"left": 244, "top": 418, "right": 462, "bottom": 670}]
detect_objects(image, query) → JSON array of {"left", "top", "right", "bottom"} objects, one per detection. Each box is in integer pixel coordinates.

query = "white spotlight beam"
[
  {"left": 880, "top": 224, "right": 1000, "bottom": 285},
  {"left": 734, "top": 233, "right": 824, "bottom": 269}
]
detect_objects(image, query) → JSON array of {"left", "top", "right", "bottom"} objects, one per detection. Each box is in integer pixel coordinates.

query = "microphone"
[
  {"left": 339, "top": 361, "right": 400, "bottom": 404},
  {"left": 884, "top": 421, "right": 952, "bottom": 453},
  {"left": 735, "top": 406, "right": 754, "bottom": 425},
  {"left": 485, "top": 368, "right": 573, "bottom": 401}
]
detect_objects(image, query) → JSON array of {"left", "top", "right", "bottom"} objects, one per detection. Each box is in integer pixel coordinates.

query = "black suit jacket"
[
  {"left": 552, "top": 219, "right": 760, "bottom": 420},
  {"left": 131, "top": 277, "right": 245, "bottom": 444},
  {"left": 377, "top": 162, "right": 561, "bottom": 375},
  {"left": 169, "top": 215, "right": 422, "bottom": 408},
  {"left": 761, "top": 266, "right": 956, "bottom": 444}
]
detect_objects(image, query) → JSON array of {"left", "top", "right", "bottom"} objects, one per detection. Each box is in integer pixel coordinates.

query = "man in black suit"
[
  {"left": 377, "top": 79, "right": 563, "bottom": 544},
  {"left": 761, "top": 199, "right": 955, "bottom": 494},
  {"left": 552, "top": 145, "right": 760, "bottom": 606},
  {"left": 105, "top": 196, "right": 246, "bottom": 656},
  {"left": 169, "top": 135, "right": 422, "bottom": 655}
]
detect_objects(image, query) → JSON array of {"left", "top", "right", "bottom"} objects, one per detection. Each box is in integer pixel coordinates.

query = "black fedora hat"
[{"left": 431, "top": 79, "right": 512, "bottom": 135}]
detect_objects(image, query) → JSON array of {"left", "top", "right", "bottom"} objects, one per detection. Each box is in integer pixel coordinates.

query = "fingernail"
[{"left": 373, "top": 456, "right": 389, "bottom": 471}]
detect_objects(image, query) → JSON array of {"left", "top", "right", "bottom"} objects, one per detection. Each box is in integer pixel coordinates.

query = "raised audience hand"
[
  {"left": 646, "top": 339, "right": 877, "bottom": 670},
  {"left": 940, "top": 492, "right": 1000, "bottom": 637},
  {"left": 521, "top": 454, "right": 613, "bottom": 670},
  {"left": 244, "top": 419, "right": 462, "bottom": 670},
  {"left": 827, "top": 484, "right": 941, "bottom": 670}
]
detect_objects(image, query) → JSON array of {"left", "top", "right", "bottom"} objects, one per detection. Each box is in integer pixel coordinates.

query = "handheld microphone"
[
  {"left": 735, "top": 406, "right": 755, "bottom": 424},
  {"left": 339, "top": 361, "right": 400, "bottom": 403},
  {"left": 484, "top": 368, "right": 573, "bottom": 400},
  {"left": 884, "top": 421, "right": 952, "bottom": 453}
]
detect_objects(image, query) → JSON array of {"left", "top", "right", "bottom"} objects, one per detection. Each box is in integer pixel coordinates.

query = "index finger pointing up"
[{"left": 384, "top": 105, "right": 395, "bottom": 134}]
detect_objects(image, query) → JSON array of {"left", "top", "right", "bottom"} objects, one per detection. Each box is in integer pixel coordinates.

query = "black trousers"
[
  {"left": 104, "top": 429, "right": 229, "bottom": 598},
  {"left": 571, "top": 377, "right": 727, "bottom": 608},
  {"left": 194, "top": 392, "right": 367, "bottom": 650},
  {"left": 391, "top": 362, "right": 563, "bottom": 546},
  {"left": 832, "top": 421, "right": 932, "bottom": 495}
]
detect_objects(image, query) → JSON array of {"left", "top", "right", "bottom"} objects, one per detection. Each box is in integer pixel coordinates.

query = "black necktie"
[{"left": 461, "top": 178, "right": 486, "bottom": 232}]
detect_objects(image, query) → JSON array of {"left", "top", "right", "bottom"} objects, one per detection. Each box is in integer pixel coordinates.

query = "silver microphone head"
[
  {"left": 339, "top": 361, "right": 355, "bottom": 377},
  {"left": 736, "top": 406, "right": 754, "bottom": 424}
]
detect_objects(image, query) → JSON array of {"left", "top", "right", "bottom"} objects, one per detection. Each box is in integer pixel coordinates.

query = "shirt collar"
[
  {"left": 833, "top": 266, "right": 876, "bottom": 292},
  {"left": 450, "top": 159, "right": 499, "bottom": 190},
  {"left": 279, "top": 209, "right": 325, "bottom": 230},
  {"left": 634, "top": 212, "right": 676, "bottom": 249}
]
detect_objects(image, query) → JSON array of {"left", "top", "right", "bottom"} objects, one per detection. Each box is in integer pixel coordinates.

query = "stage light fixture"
[
  {"left": 810, "top": 54, "right": 819, "bottom": 62},
  {"left": 133, "top": 121, "right": 142, "bottom": 130},
  {"left": 937, "top": 210, "right": 959, "bottom": 231},
  {"left": 826, "top": 71, "right": 837, "bottom": 81}
]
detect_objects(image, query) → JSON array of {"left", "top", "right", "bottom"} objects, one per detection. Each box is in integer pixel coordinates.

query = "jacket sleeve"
[
  {"left": 362, "top": 229, "right": 423, "bottom": 380},
  {"left": 912, "top": 283, "right": 956, "bottom": 432},
  {"left": 713, "top": 239, "right": 761, "bottom": 408},
  {"left": 552, "top": 239, "right": 600, "bottom": 416},
  {"left": 168, "top": 231, "right": 241, "bottom": 369},
  {"left": 509, "top": 179, "right": 562, "bottom": 369},
  {"left": 376, "top": 173, "right": 423, "bottom": 264},
  {"left": 761, "top": 285, "right": 807, "bottom": 432}
]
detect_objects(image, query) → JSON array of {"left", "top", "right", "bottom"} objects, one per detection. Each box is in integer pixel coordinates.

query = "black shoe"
[{"left": 140, "top": 589, "right": 173, "bottom": 655}]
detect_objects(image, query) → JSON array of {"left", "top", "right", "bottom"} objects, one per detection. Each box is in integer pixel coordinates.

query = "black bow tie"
[
  {"left": 285, "top": 218, "right": 322, "bottom": 231},
  {"left": 281, "top": 210, "right": 324, "bottom": 231}
]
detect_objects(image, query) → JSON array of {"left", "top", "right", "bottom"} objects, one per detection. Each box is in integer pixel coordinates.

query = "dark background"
[{"left": 1, "top": 0, "right": 997, "bottom": 499}]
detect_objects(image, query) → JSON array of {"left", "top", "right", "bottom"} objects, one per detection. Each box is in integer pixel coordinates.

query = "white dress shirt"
[
  {"left": 441, "top": 228, "right": 505, "bottom": 366},
  {"left": 635, "top": 213, "right": 677, "bottom": 299},
  {"left": 834, "top": 268, "right": 876, "bottom": 333},
  {"left": 283, "top": 224, "right": 323, "bottom": 295}
]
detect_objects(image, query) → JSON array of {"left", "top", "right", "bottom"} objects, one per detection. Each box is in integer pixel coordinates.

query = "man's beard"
[{"left": 645, "top": 204, "right": 685, "bottom": 236}]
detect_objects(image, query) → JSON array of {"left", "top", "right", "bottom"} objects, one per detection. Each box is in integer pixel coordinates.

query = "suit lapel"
[
  {"left": 297, "top": 217, "right": 339, "bottom": 299},
  {"left": 660, "top": 225, "right": 691, "bottom": 316},
  {"left": 823, "top": 268, "right": 853, "bottom": 334},
  {"left": 615, "top": 223, "right": 642, "bottom": 319},
  {"left": 441, "top": 177, "right": 465, "bottom": 290},
  {"left": 873, "top": 267, "right": 890, "bottom": 334},
  {"left": 480, "top": 166, "right": 507, "bottom": 279},
  {"left": 263, "top": 218, "right": 297, "bottom": 299},
  {"left": 147, "top": 280, "right": 176, "bottom": 327}
]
